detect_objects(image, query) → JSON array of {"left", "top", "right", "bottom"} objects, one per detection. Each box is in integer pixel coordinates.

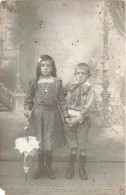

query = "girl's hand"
[
  {"left": 65, "top": 117, "right": 72, "bottom": 126},
  {"left": 24, "top": 110, "right": 31, "bottom": 118}
]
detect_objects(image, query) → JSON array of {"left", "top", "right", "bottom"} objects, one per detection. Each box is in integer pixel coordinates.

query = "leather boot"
[
  {"left": 65, "top": 154, "right": 76, "bottom": 179},
  {"left": 79, "top": 155, "right": 88, "bottom": 180},
  {"left": 45, "top": 152, "right": 56, "bottom": 179},
  {"left": 32, "top": 154, "right": 44, "bottom": 179}
]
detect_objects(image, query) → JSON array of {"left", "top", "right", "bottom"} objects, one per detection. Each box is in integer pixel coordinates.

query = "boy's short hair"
[{"left": 75, "top": 63, "right": 91, "bottom": 76}]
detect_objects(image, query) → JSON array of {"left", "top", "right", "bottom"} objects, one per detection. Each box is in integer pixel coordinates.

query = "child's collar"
[
  {"left": 39, "top": 75, "right": 53, "bottom": 79},
  {"left": 68, "top": 81, "right": 91, "bottom": 93},
  {"left": 38, "top": 76, "right": 54, "bottom": 83},
  {"left": 74, "top": 81, "right": 91, "bottom": 86}
]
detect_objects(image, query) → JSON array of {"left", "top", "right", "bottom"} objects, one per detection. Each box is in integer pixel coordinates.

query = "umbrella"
[
  {"left": 14, "top": 119, "right": 40, "bottom": 180},
  {"left": 0, "top": 188, "right": 5, "bottom": 195}
]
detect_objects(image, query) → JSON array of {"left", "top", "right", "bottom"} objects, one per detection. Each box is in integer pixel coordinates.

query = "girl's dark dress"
[{"left": 24, "top": 77, "right": 68, "bottom": 151}]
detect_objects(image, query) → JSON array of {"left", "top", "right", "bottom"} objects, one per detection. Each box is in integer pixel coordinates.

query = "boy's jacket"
[{"left": 64, "top": 81, "right": 95, "bottom": 117}]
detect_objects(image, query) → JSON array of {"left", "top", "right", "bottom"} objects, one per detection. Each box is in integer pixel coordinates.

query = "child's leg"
[
  {"left": 45, "top": 150, "right": 55, "bottom": 179},
  {"left": 77, "top": 120, "right": 89, "bottom": 180},
  {"left": 79, "top": 150, "right": 88, "bottom": 180},
  {"left": 80, "top": 149, "right": 87, "bottom": 156},
  {"left": 32, "top": 149, "right": 45, "bottom": 179},
  {"left": 64, "top": 122, "right": 78, "bottom": 179},
  {"left": 65, "top": 147, "right": 77, "bottom": 179}
]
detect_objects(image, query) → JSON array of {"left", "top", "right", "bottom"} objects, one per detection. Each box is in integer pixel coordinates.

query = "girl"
[{"left": 24, "top": 55, "right": 70, "bottom": 179}]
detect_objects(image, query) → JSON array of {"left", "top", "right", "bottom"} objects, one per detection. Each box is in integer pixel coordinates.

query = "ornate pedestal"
[{"left": 101, "top": 70, "right": 111, "bottom": 128}]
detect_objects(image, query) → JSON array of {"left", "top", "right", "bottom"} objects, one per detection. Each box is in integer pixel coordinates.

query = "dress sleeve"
[
  {"left": 24, "top": 80, "right": 35, "bottom": 111},
  {"left": 63, "top": 83, "right": 70, "bottom": 97},
  {"left": 58, "top": 80, "right": 69, "bottom": 118}
]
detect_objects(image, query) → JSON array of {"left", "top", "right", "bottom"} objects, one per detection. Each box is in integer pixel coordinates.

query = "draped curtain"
[
  {"left": 106, "top": 0, "right": 125, "bottom": 38},
  {"left": 106, "top": 0, "right": 125, "bottom": 101}
]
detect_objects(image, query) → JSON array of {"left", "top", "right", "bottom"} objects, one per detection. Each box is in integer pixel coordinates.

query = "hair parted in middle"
[
  {"left": 75, "top": 63, "right": 91, "bottom": 77},
  {"left": 36, "top": 55, "right": 57, "bottom": 80}
]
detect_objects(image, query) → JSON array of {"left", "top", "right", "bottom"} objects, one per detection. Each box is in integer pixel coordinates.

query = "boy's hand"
[
  {"left": 65, "top": 117, "right": 78, "bottom": 127},
  {"left": 76, "top": 114, "right": 84, "bottom": 123},
  {"left": 70, "top": 118, "right": 78, "bottom": 126},
  {"left": 24, "top": 110, "right": 31, "bottom": 118},
  {"left": 65, "top": 117, "right": 71, "bottom": 124}
]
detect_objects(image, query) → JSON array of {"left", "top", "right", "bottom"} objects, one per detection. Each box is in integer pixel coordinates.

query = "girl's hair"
[{"left": 36, "top": 55, "right": 57, "bottom": 80}]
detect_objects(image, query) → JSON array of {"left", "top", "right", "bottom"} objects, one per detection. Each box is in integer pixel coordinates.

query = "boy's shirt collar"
[
  {"left": 67, "top": 81, "right": 91, "bottom": 93},
  {"left": 73, "top": 81, "right": 91, "bottom": 86}
]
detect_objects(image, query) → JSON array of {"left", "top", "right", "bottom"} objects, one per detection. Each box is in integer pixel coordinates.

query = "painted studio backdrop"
[{"left": 0, "top": 0, "right": 125, "bottom": 161}]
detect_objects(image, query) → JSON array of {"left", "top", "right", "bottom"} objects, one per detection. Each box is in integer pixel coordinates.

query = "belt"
[{"left": 35, "top": 103, "right": 58, "bottom": 110}]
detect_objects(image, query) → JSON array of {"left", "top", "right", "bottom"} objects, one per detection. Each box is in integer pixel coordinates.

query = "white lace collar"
[{"left": 38, "top": 77, "right": 54, "bottom": 83}]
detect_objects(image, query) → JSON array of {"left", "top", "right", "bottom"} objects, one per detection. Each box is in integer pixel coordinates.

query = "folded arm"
[
  {"left": 75, "top": 89, "right": 95, "bottom": 123},
  {"left": 81, "top": 89, "right": 95, "bottom": 117}
]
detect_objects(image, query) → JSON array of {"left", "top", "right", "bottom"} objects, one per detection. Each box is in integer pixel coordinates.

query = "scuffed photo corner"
[{"left": 0, "top": 0, "right": 125, "bottom": 195}]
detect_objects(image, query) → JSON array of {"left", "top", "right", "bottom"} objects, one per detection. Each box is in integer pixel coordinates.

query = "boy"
[{"left": 64, "top": 63, "right": 95, "bottom": 180}]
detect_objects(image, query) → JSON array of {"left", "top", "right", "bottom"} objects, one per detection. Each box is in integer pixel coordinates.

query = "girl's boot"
[
  {"left": 65, "top": 154, "right": 76, "bottom": 179},
  {"left": 32, "top": 153, "right": 45, "bottom": 179},
  {"left": 45, "top": 152, "right": 56, "bottom": 179},
  {"left": 79, "top": 155, "right": 88, "bottom": 180}
]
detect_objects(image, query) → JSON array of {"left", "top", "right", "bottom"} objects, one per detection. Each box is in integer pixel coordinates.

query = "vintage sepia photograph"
[{"left": 0, "top": 0, "right": 125, "bottom": 194}]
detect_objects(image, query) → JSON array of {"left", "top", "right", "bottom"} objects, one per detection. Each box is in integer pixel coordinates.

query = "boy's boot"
[
  {"left": 79, "top": 155, "right": 88, "bottom": 180},
  {"left": 32, "top": 154, "right": 45, "bottom": 179},
  {"left": 45, "top": 152, "right": 56, "bottom": 179},
  {"left": 65, "top": 154, "right": 76, "bottom": 179}
]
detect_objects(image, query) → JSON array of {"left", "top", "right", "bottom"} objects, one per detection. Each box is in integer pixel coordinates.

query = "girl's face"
[{"left": 40, "top": 60, "right": 52, "bottom": 77}]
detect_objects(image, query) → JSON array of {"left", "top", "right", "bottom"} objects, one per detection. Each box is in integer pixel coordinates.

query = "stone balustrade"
[
  {"left": 94, "top": 97, "right": 125, "bottom": 127},
  {"left": 108, "top": 97, "right": 125, "bottom": 125},
  {"left": 0, "top": 82, "right": 26, "bottom": 112},
  {"left": 0, "top": 83, "right": 14, "bottom": 109}
]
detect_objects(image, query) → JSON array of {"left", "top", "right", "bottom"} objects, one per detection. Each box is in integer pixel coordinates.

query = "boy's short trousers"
[{"left": 64, "top": 117, "right": 90, "bottom": 151}]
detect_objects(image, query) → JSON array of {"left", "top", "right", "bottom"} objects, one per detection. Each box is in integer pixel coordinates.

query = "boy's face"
[
  {"left": 41, "top": 60, "right": 52, "bottom": 76},
  {"left": 75, "top": 68, "right": 89, "bottom": 84}
]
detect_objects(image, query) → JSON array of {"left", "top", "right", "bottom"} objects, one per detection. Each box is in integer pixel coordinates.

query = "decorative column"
[
  {"left": 13, "top": 50, "right": 25, "bottom": 113},
  {"left": 101, "top": 6, "right": 111, "bottom": 128}
]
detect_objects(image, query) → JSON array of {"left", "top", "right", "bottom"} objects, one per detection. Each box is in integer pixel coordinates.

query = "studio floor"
[
  {"left": 0, "top": 112, "right": 125, "bottom": 195},
  {"left": 0, "top": 161, "right": 125, "bottom": 195}
]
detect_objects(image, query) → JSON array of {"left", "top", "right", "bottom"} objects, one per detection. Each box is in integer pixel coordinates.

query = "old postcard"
[{"left": 0, "top": 0, "right": 125, "bottom": 194}]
